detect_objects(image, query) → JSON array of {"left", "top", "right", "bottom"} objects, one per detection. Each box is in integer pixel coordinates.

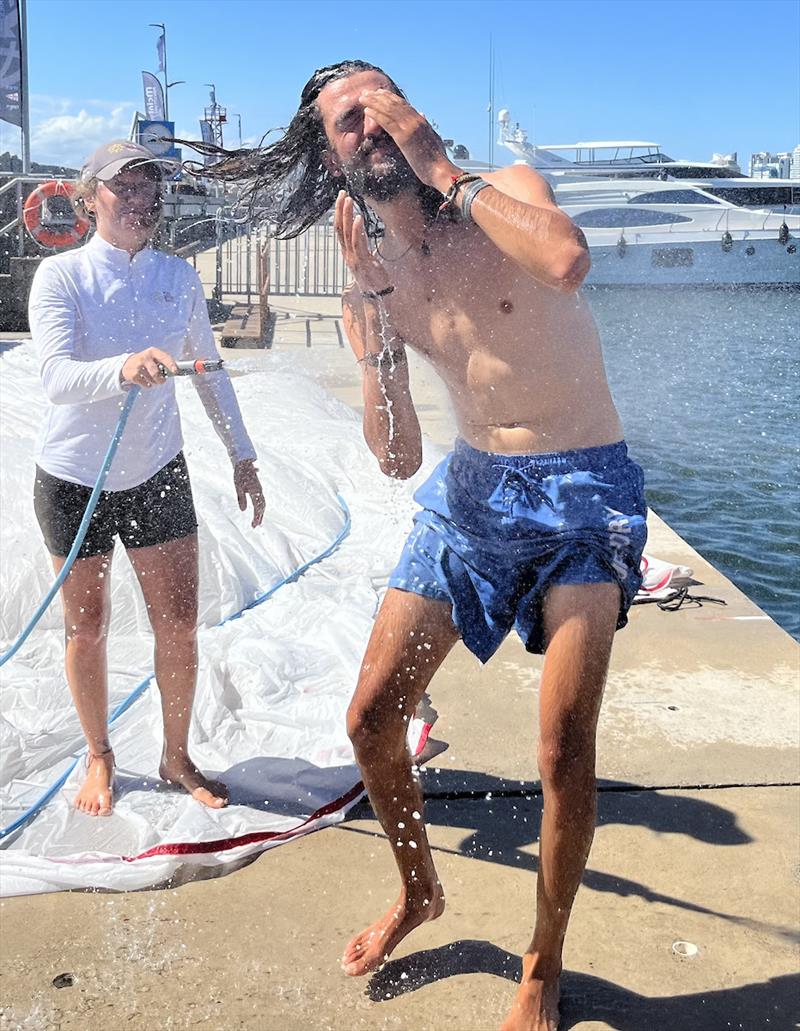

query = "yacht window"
[
  {"left": 704, "top": 186, "right": 795, "bottom": 207},
  {"left": 630, "top": 190, "right": 719, "bottom": 205},
  {"left": 572, "top": 208, "right": 694, "bottom": 228}
]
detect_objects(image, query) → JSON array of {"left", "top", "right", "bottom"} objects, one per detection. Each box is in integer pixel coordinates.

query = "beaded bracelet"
[
  {"left": 438, "top": 172, "right": 482, "bottom": 214},
  {"left": 358, "top": 349, "right": 407, "bottom": 368},
  {"left": 361, "top": 285, "right": 395, "bottom": 300}
]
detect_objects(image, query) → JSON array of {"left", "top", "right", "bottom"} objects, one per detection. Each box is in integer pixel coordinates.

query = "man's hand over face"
[{"left": 358, "top": 89, "right": 457, "bottom": 193}]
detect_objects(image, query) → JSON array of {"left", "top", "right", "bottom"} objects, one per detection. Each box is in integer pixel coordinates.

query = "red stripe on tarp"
[
  {"left": 123, "top": 720, "right": 433, "bottom": 863},
  {"left": 123, "top": 781, "right": 366, "bottom": 861},
  {"left": 414, "top": 721, "right": 431, "bottom": 757},
  {"left": 643, "top": 571, "right": 673, "bottom": 594}
]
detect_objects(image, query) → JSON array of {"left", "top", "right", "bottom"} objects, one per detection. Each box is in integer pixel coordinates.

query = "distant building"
[{"left": 749, "top": 149, "right": 799, "bottom": 179}]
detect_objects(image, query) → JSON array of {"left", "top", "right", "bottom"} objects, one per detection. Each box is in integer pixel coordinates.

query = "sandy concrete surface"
[
  {"left": 2, "top": 291, "right": 798, "bottom": 1031},
  {"left": 1, "top": 788, "right": 797, "bottom": 1029}
]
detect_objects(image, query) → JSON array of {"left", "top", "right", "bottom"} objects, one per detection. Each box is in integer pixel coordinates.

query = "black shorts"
[{"left": 33, "top": 452, "right": 198, "bottom": 559}]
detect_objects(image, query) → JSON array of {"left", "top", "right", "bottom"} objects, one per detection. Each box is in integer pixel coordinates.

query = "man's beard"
[{"left": 342, "top": 138, "right": 418, "bottom": 201}]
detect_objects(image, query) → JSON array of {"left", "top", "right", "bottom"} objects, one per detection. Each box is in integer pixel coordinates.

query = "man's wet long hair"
[{"left": 177, "top": 60, "right": 445, "bottom": 239}]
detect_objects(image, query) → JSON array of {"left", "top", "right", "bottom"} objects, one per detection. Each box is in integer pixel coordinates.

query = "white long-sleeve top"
[{"left": 28, "top": 233, "right": 257, "bottom": 490}]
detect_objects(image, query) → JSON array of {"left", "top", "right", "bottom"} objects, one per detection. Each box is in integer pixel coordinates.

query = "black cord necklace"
[{"left": 376, "top": 236, "right": 431, "bottom": 261}]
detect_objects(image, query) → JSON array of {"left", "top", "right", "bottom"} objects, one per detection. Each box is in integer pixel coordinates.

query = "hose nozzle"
[{"left": 159, "top": 358, "right": 225, "bottom": 377}]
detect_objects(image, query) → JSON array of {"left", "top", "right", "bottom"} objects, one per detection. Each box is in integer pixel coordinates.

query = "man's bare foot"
[
  {"left": 159, "top": 756, "right": 228, "bottom": 809},
  {"left": 341, "top": 885, "right": 445, "bottom": 977},
  {"left": 75, "top": 749, "right": 115, "bottom": 817},
  {"left": 500, "top": 954, "right": 561, "bottom": 1031}
]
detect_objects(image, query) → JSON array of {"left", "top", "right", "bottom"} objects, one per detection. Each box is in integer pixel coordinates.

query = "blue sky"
[{"left": 4, "top": 0, "right": 799, "bottom": 171}]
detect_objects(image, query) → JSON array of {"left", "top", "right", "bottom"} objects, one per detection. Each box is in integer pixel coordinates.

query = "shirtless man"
[{"left": 205, "top": 59, "right": 647, "bottom": 1031}]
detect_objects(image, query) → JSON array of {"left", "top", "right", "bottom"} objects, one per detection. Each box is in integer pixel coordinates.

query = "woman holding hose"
[{"left": 28, "top": 139, "right": 264, "bottom": 816}]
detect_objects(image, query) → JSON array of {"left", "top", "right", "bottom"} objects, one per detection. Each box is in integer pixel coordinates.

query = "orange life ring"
[{"left": 23, "top": 180, "right": 90, "bottom": 250}]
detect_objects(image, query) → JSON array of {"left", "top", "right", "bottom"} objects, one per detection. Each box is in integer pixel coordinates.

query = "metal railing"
[
  {"left": 265, "top": 220, "right": 347, "bottom": 296},
  {"left": 211, "top": 217, "right": 347, "bottom": 302}
]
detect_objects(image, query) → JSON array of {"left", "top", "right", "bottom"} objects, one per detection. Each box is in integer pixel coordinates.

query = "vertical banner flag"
[
  {"left": 141, "top": 72, "right": 165, "bottom": 121},
  {"left": 0, "top": 0, "right": 22, "bottom": 128},
  {"left": 156, "top": 31, "right": 165, "bottom": 74},
  {"left": 199, "top": 119, "right": 215, "bottom": 165}
]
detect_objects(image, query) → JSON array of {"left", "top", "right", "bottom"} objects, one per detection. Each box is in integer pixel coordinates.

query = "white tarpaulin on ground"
[{"left": 0, "top": 342, "right": 437, "bottom": 897}]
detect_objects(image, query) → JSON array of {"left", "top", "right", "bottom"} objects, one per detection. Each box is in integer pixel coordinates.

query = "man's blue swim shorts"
[{"left": 388, "top": 439, "right": 648, "bottom": 662}]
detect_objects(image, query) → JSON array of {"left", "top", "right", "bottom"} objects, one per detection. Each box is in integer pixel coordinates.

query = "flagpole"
[{"left": 20, "top": 0, "right": 30, "bottom": 173}]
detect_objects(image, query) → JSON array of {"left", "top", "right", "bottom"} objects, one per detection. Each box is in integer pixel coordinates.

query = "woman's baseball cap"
[{"left": 80, "top": 140, "right": 175, "bottom": 181}]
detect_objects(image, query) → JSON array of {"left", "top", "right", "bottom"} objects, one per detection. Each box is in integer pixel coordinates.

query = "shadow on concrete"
[
  {"left": 255, "top": 308, "right": 278, "bottom": 347},
  {"left": 343, "top": 782, "right": 800, "bottom": 946},
  {"left": 206, "top": 298, "right": 234, "bottom": 325},
  {"left": 353, "top": 769, "right": 752, "bottom": 848},
  {"left": 368, "top": 940, "right": 798, "bottom": 1029}
]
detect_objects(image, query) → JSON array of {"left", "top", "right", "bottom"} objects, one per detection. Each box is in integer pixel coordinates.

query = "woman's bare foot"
[
  {"left": 159, "top": 755, "right": 228, "bottom": 809},
  {"left": 500, "top": 954, "right": 561, "bottom": 1031},
  {"left": 341, "top": 885, "right": 445, "bottom": 977},
  {"left": 75, "top": 749, "right": 115, "bottom": 817}
]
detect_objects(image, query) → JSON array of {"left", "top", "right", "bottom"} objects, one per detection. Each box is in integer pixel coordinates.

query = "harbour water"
[{"left": 589, "top": 286, "right": 799, "bottom": 640}]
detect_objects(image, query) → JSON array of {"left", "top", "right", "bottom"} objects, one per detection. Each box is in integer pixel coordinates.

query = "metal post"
[
  {"left": 488, "top": 36, "right": 494, "bottom": 170},
  {"left": 214, "top": 207, "right": 223, "bottom": 302},
  {"left": 16, "top": 180, "right": 23, "bottom": 257},
  {"left": 294, "top": 235, "right": 299, "bottom": 294},
  {"left": 20, "top": 0, "right": 30, "bottom": 174},
  {"left": 204, "top": 85, "right": 226, "bottom": 149},
  {"left": 150, "top": 23, "right": 169, "bottom": 121},
  {"left": 162, "top": 27, "right": 169, "bottom": 122},
  {"left": 236, "top": 224, "right": 242, "bottom": 293},
  {"left": 246, "top": 223, "right": 252, "bottom": 306}
]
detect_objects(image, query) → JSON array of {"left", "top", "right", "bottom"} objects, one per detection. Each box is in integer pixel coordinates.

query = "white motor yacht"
[
  {"left": 553, "top": 180, "right": 799, "bottom": 286},
  {"left": 495, "top": 112, "right": 800, "bottom": 215},
  {"left": 497, "top": 111, "right": 742, "bottom": 180}
]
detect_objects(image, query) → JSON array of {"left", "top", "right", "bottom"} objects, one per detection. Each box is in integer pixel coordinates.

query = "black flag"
[{"left": 0, "top": 0, "right": 22, "bottom": 128}]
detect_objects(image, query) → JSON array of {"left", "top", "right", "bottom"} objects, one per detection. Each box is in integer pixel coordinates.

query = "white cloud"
[
  {"left": 29, "top": 98, "right": 137, "bottom": 168},
  {"left": 29, "top": 94, "right": 72, "bottom": 118}
]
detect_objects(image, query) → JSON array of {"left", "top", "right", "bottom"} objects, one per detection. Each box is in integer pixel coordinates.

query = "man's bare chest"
[{"left": 384, "top": 252, "right": 531, "bottom": 364}]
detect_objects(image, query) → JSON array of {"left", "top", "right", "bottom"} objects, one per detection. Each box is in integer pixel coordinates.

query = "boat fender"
[
  {"left": 778, "top": 221, "right": 789, "bottom": 245},
  {"left": 721, "top": 231, "right": 733, "bottom": 253},
  {"left": 616, "top": 232, "right": 627, "bottom": 258},
  {"left": 23, "top": 180, "right": 90, "bottom": 250}
]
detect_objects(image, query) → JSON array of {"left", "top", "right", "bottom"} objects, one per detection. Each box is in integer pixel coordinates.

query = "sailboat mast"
[{"left": 488, "top": 37, "right": 495, "bottom": 169}]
